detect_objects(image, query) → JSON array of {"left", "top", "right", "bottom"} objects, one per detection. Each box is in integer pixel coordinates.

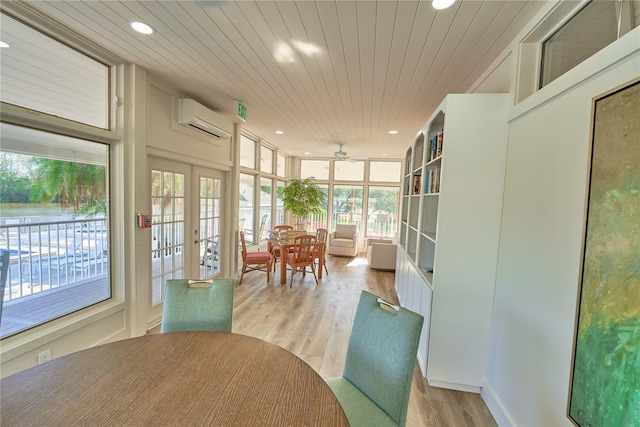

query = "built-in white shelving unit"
[{"left": 395, "top": 94, "right": 509, "bottom": 392}]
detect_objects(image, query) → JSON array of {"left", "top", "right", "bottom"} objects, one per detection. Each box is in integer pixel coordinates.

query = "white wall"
[
  {"left": 482, "top": 29, "right": 640, "bottom": 426},
  {"left": 145, "top": 78, "right": 234, "bottom": 168}
]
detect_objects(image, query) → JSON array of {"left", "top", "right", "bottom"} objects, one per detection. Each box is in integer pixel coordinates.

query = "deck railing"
[{"left": 0, "top": 218, "right": 108, "bottom": 303}]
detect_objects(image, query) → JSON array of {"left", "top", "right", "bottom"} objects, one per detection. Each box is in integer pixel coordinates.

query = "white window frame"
[
  {"left": 516, "top": 0, "right": 638, "bottom": 102},
  {"left": 0, "top": 4, "right": 124, "bottom": 360}
]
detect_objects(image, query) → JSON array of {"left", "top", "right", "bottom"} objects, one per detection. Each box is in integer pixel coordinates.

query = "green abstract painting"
[{"left": 569, "top": 79, "right": 640, "bottom": 426}]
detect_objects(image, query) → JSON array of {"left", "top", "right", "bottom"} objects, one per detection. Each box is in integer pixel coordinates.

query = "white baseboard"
[
  {"left": 427, "top": 379, "right": 480, "bottom": 393},
  {"left": 481, "top": 381, "right": 516, "bottom": 427}
]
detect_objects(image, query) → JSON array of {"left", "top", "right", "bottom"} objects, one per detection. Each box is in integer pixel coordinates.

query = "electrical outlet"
[{"left": 38, "top": 349, "right": 51, "bottom": 364}]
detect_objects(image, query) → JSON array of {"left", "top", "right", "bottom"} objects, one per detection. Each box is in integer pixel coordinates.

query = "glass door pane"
[
  {"left": 198, "top": 174, "right": 221, "bottom": 279},
  {"left": 151, "top": 169, "right": 185, "bottom": 305}
]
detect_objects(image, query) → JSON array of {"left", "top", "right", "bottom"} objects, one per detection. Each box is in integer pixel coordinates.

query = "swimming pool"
[{"left": 5, "top": 249, "right": 30, "bottom": 256}]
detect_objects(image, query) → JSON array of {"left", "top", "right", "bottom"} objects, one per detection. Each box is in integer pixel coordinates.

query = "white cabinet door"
[{"left": 396, "top": 248, "right": 432, "bottom": 377}]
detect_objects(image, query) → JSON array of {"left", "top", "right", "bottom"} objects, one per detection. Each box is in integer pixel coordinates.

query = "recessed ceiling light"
[
  {"left": 0, "top": 41, "right": 9, "bottom": 48},
  {"left": 382, "top": 153, "right": 388, "bottom": 156},
  {"left": 131, "top": 21, "right": 154, "bottom": 35},
  {"left": 304, "top": 152, "right": 311, "bottom": 155},
  {"left": 274, "top": 42, "right": 295, "bottom": 63},
  {"left": 388, "top": 130, "right": 398, "bottom": 135},
  {"left": 275, "top": 130, "right": 284, "bottom": 134},
  {"left": 432, "top": 0, "right": 456, "bottom": 10}
]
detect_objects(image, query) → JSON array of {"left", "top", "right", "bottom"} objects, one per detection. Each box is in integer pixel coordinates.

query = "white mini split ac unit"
[{"left": 178, "top": 98, "right": 232, "bottom": 140}]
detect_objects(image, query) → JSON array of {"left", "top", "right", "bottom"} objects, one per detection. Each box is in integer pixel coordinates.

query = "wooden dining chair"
[
  {"left": 160, "top": 278, "right": 235, "bottom": 333},
  {"left": 270, "top": 224, "right": 293, "bottom": 272},
  {"left": 285, "top": 234, "right": 318, "bottom": 288},
  {"left": 314, "top": 228, "right": 329, "bottom": 274},
  {"left": 325, "top": 291, "right": 424, "bottom": 427},
  {"left": 239, "top": 230, "right": 272, "bottom": 285}
]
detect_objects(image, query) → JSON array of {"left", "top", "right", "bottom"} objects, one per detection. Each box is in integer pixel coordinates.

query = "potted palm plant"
[{"left": 282, "top": 177, "right": 327, "bottom": 230}]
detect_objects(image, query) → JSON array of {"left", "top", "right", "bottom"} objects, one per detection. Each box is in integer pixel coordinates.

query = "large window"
[
  {"left": 275, "top": 181, "right": 286, "bottom": 225},
  {"left": 239, "top": 135, "right": 288, "bottom": 242},
  {"left": 301, "top": 159, "right": 401, "bottom": 238},
  {"left": 313, "top": 184, "right": 329, "bottom": 230},
  {"left": 0, "top": 14, "right": 113, "bottom": 339},
  {"left": 332, "top": 185, "right": 363, "bottom": 228},
  {"left": 259, "top": 177, "right": 273, "bottom": 240},
  {"left": 0, "top": 124, "right": 110, "bottom": 338},
  {"left": 239, "top": 173, "right": 255, "bottom": 242},
  {"left": 366, "top": 187, "right": 399, "bottom": 238}
]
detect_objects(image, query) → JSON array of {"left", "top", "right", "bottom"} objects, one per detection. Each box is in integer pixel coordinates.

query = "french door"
[{"left": 148, "top": 158, "right": 224, "bottom": 323}]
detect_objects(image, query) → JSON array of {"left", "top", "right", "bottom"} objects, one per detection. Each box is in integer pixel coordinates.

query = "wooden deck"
[{"left": 0, "top": 277, "right": 109, "bottom": 337}]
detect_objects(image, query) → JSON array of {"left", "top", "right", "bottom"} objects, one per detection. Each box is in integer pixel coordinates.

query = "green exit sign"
[{"left": 236, "top": 101, "right": 247, "bottom": 122}]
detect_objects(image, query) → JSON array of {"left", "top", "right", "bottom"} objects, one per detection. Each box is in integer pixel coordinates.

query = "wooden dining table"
[
  {"left": 267, "top": 235, "right": 326, "bottom": 285},
  {"left": 0, "top": 332, "right": 348, "bottom": 426}
]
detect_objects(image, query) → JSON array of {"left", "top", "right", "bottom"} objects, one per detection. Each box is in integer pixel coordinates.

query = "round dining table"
[{"left": 0, "top": 332, "right": 349, "bottom": 426}]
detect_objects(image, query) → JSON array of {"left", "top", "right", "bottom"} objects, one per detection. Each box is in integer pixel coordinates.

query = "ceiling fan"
[{"left": 333, "top": 143, "right": 351, "bottom": 161}]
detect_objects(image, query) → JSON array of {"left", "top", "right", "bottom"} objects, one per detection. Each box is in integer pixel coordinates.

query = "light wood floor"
[{"left": 151, "top": 254, "right": 497, "bottom": 427}]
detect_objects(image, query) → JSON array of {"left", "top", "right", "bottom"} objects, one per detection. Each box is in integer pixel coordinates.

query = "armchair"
[
  {"left": 327, "top": 224, "right": 358, "bottom": 257},
  {"left": 367, "top": 238, "right": 397, "bottom": 271}
]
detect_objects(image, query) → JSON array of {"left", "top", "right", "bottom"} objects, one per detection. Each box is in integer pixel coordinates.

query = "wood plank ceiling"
[{"left": 13, "top": 1, "right": 546, "bottom": 159}]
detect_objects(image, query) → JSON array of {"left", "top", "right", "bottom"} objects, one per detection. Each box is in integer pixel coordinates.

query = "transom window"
[
  {"left": 0, "top": 13, "right": 109, "bottom": 128},
  {"left": 518, "top": 0, "right": 639, "bottom": 99},
  {"left": 334, "top": 161, "right": 364, "bottom": 181},
  {"left": 260, "top": 146, "right": 273, "bottom": 174},
  {"left": 277, "top": 154, "right": 287, "bottom": 177},
  {"left": 300, "top": 160, "right": 330, "bottom": 180},
  {"left": 369, "top": 161, "right": 402, "bottom": 182},
  {"left": 240, "top": 135, "right": 256, "bottom": 169},
  {"left": 540, "top": 0, "right": 621, "bottom": 88}
]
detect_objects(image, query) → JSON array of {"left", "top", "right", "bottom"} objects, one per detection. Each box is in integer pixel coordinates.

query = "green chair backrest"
[
  {"left": 160, "top": 279, "right": 234, "bottom": 333},
  {"left": 0, "top": 249, "right": 9, "bottom": 324},
  {"left": 343, "top": 290, "right": 424, "bottom": 426}
]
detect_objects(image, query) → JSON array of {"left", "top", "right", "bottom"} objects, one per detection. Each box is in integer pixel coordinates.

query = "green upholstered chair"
[
  {"left": 0, "top": 249, "right": 9, "bottom": 325},
  {"left": 326, "top": 290, "right": 424, "bottom": 427},
  {"left": 160, "top": 279, "right": 234, "bottom": 333}
]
